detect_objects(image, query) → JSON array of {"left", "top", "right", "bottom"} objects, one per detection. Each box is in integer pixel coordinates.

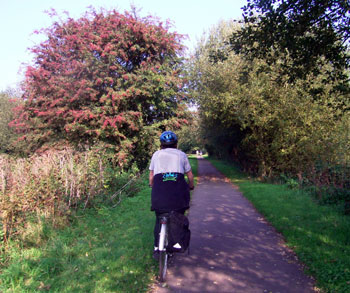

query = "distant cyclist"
[{"left": 149, "top": 131, "right": 194, "bottom": 258}]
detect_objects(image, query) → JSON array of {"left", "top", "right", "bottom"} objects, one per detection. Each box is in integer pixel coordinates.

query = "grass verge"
[
  {"left": 0, "top": 175, "right": 155, "bottom": 292},
  {"left": 208, "top": 158, "right": 350, "bottom": 293},
  {"left": 188, "top": 155, "right": 198, "bottom": 186},
  {"left": 0, "top": 157, "right": 198, "bottom": 292}
]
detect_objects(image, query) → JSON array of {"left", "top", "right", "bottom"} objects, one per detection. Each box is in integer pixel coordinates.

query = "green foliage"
[
  {"left": 209, "top": 158, "right": 350, "bottom": 293},
  {"left": 0, "top": 93, "right": 21, "bottom": 153},
  {"left": 188, "top": 20, "right": 244, "bottom": 159},
  {"left": 190, "top": 19, "right": 350, "bottom": 192},
  {"left": 228, "top": 0, "right": 350, "bottom": 84},
  {"left": 177, "top": 112, "right": 204, "bottom": 153}
]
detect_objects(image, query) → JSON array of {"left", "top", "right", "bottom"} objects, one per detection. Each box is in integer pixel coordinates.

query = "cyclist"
[{"left": 149, "top": 131, "right": 194, "bottom": 258}]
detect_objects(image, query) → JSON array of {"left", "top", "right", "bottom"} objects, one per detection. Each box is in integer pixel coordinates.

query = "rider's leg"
[
  {"left": 154, "top": 212, "right": 161, "bottom": 247},
  {"left": 153, "top": 212, "right": 161, "bottom": 259}
]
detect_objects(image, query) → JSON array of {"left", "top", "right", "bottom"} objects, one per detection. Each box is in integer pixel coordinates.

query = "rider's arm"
[
  {"left": 149, "top": 170, "right": 154, "bottom": 187},
  {"left": 186, "top": 170, "right": 194, "bottom": 190}
]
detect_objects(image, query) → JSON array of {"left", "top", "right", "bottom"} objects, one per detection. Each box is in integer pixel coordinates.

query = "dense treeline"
[{"left": 189, "top": 4, "right": 350, "bottom": 208}]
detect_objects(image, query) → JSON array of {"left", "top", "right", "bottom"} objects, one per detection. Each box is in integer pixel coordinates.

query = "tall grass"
[
  {"left": 208, "top": 158, "right": 350, "bottom": 293},
  {"left": 0, "top": 147, "right": 140, "bottom": 242}
]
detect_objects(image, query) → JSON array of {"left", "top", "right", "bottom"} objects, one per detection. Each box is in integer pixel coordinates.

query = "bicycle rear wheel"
[
  {"left": 159, "top": 250, "right": 168, "bottom": 282},
  {"left": 158, "top": 221, "right": 168, "bottom": 282}
]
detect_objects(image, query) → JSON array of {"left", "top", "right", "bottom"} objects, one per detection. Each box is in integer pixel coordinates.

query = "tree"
[
  {"left": 188, "top": 20, "right": 245, "bottom": 159},
  {"left": 10, "top": 9, "right": 189, "bottom": 168},
  {"left": 228, "top": 0, "right": 350, "bottom": 84},
  {"left": 189, "top": 19, "right": 350, "bottom": 177},
  {"left": 177, "top": 111, "right": 204, "bottom": 153}
]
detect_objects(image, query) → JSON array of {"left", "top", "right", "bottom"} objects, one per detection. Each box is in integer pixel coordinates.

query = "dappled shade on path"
[{"left": 154, "top": 158, "right": 316, "bottom": 293}]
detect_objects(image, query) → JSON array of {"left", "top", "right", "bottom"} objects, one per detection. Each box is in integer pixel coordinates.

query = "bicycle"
[
  {"left": 156, "top": 210, "right": 191, "bottom": 282},
  {"left": 157, "top": 213, "right": 170, "bottom": 282}
]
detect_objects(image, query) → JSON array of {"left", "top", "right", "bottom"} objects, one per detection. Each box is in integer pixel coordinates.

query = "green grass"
[
  {"left": 0, "top": 178, "right": 156, "bottom": 292},
  {"left": 0, "top": 157, "right": 198, "bottom": 292},
  {"left": 188, "top": 156, "right": 198, "bottom": 186},
  {"left": 208, "top": 158, "right": 350, "bottom": 293}
]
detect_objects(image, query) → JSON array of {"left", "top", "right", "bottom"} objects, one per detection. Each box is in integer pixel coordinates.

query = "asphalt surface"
[{"left": 153, "top": 158, "right": 316, "bottom": 293}]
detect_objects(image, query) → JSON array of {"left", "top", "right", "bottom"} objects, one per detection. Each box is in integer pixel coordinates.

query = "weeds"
[{"left": 0, "top": 146, "right": 141, "bottom": 242}]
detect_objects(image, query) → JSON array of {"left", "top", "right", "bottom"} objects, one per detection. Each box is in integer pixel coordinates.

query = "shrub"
[
  {"left": 10, "top": 8, "right": 189, "bottom": 169},
  {"left": 0, "top": 93, "right": 21, "bottom": 153}
]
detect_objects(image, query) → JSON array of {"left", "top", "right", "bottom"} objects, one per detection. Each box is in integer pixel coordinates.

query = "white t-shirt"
[{"left": 149, "top": 148, "right": 191, "bottom": 175}]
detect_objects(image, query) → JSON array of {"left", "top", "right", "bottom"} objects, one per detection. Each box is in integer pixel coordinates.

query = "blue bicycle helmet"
[{"left": 160, "top": 131, "right": 178, "bottom": 146}]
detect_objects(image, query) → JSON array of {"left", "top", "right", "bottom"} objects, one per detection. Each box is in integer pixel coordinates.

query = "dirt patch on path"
[{"left": 153, "top": 158, "right": 317, "bottom": 293}]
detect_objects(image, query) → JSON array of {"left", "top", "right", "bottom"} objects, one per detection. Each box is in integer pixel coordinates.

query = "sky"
[{"left": 0, "top": 0, "right": 247, "bottom": 92}]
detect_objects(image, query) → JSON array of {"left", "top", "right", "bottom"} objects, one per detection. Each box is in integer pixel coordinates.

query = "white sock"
[{"left": 173, "top": 243, "right": 182, "bottom": 249}]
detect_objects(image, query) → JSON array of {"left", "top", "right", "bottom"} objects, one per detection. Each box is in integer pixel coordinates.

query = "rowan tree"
[{"left": 11, "top": 9, "right": 188, "bottom": 167}]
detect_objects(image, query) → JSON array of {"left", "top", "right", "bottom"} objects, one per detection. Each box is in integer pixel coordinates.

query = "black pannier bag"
[{"left": 167, "top": 211, "right": 191, "bottom": 253}]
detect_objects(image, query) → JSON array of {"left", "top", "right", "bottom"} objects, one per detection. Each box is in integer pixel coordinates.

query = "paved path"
[{"left": 154, "top": 158, "right": 316, "bottom": 293}]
